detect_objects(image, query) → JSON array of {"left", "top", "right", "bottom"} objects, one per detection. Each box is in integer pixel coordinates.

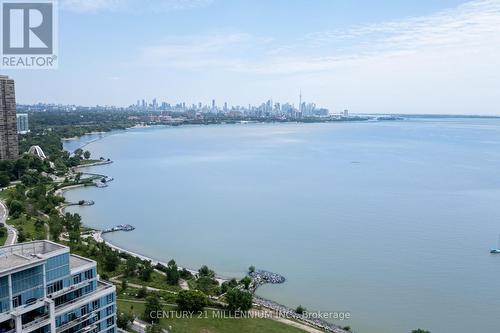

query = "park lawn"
[
  {"left": 77, "top": 159, "right": 102, "bottom": 166},
  {"left": 117, "top": 286, "right": 178, "bottom": 304},
  {"left": 125, "top": 271, "right": 182, "bottom": 292},
  {"left": 0, "top": 188, "right": 12, "bottom": 199},
  {"left": 8, "top": 214, "right": 47, "bottom": 240},
  {"left": 117, "top": 300, "right": 307, "bottom": 333}
]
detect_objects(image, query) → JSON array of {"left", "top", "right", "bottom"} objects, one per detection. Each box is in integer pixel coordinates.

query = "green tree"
[
  {"left": 48, "top": 215, "right": 63, "bottom": 241},
  {"left": 103, "top": 250, "right": 120, "bottom": 272},
  {"left": 83, "top": 151, "right": 91, "bottom": 159},
  {"left": 143, "top": 294, "right": 162, "bottom": 323},
  {"left": 166, "top": 259, "right": 180, "bottom": 285},
  {"left": 240, "top": 276, "right": 252, "bottom": 290},
  {"left": 125, "top": 257, "right": 138, "bottom": 277},
  {"left": 121, "top": 279, "right": 128, "bottom": 291},
  {"left": 7, "top": 200, "right": 24, "bottom": 218},
  {"left": 140, "top": 261, "right": 154, "bottom": 282},
  {"left": 196, "top": 276, "right": 218, "bottom": 295},
  {"left": 74, "top": 148, "right": 83, "bottom": 158},
  {"left": 198, "top": 265, "right": 215, "bottom": 278},
  {"left": 34, "top": 219, "right": 45, "bottom": 232},
  {"left": 0, "top": 226, "right": 6, "bottom": 238},
  {"left": 248, "top": 265, "right": 255, "bottom": 273},
  {"left": 137, "top": 286, "right": 148, "bottom": 299},
  {"left": 176, "top": 290, "right": 208, "bottom": 312},
  {"left": 295, "top": 305, "right": 306, "bottom": 314},
  {"left": 0, "top": 173, "right": 10, "bottom": 187},
  {"left": 68, "top": 230, "right": 81, "bottom": 244},
  {"left": 221, "top": 278, "right": 238, "bottom": 294},
  {"left": 179, "top": 268, "right": 193, "bottom": 280},
  {"left": 226, "top": 289, "right": 253, "bottom": 312},
  {"left": 412, "top": 330, "right": 431, "bottom": 333},
  {"left": 17, "top": 227, "right": 27, "bottom": 242},
  {"left": 117, "top": 312, "right": 133, "bottom": 329}
]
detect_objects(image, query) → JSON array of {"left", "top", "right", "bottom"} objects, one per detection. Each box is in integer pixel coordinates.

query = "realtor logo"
[{"left": 1, "top": 0, "right": 58, "bottom": 68}]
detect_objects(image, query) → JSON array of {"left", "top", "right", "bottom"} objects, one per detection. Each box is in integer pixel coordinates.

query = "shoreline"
[
  {"left": 60, "top": 127, "right": 351, "bottom": 333},
  {"left": 58, "top": 175, "right": 351, "bottom": 332}
]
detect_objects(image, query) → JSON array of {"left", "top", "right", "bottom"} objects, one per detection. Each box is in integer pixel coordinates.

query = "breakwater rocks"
[
  {"left": 249, "top": 270, "right": 351, "bottom": 333},
  {"left": 249, "top": 270, "right": 286, "bottom": 291},
  {"left": 253, "top": 296, "right": 350, "bottom": 333}
]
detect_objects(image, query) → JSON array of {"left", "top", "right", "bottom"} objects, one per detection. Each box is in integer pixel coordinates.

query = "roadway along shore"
[{"left": 0, "top": 199, "right": 17, "bottom": 245}]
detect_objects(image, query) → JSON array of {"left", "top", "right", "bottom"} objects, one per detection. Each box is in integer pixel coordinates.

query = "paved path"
[{"left": 0, "top": 200, "right": 17, "bottom": 245}]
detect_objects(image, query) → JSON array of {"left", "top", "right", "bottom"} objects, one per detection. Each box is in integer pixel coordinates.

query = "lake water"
[{"left": 63, "top": 119, "right": 500, "bottom": 333}]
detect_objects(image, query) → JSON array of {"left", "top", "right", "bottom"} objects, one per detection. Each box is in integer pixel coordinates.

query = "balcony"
[
  {"left": 55, "top": 280, "right": 114, "bottom": 313},
  {"left": 56, "top": 312, "right": 97, "bottom": 333},
  {"left": 48, "top": 280, "right": 91, "bottom": 299},
  {"left": 22, "top": 313, "right": 50, "bottom": 331}
]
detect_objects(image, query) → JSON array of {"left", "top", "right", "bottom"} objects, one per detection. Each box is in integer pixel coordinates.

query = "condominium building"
[
  {"left": 0, "top": 75, "right": 18, "bottom": 160},
  {"left": 16, "top": 114, "right": 29, "bottom": 134},
  {"left": 0, "top": 241, "right": 117, "bottom": 333}
]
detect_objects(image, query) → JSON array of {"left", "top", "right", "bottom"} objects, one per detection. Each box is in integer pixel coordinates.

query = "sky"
[{"left": 5, "top": 0, "right": 500, "bottom": 114}]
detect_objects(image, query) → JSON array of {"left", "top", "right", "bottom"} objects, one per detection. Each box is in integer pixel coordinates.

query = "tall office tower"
[
  {"left": 0, "top": 75, "right": 19, "bottom": 160},
  {"left": 152, "top": 98, "right": 158, "bottom": 111},
  {"left": 0, "top": 240, "right": 117, "bottom": 333},
  {"left": 343, "top": 109, "right": 349, "bottom": 117},
  {"left": 212, "top": 99, "right": 216, "bottom": 111},
  {"left": 16, "top": 113, "right": 29, "bottom": 134}
]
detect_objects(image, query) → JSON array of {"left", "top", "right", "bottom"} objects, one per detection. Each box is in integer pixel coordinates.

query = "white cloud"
[
  {"left": 135, "top": 0, "right": 500, "bottom": 76},
  {"left": 60, "top": 0, "right": 213, "bottom": 13},
  {"left": 139, "top": 33, "right": 272, "bottom": 70}
]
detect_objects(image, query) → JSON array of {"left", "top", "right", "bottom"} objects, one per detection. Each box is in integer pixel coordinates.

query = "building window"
[
  {"left": 92, "top": 300, "right": 99, "bottom": 310},
  {"left": 106, "top": 316, "right": 114, "bottom": 327},
  {"left": 47, "top": 280, "right": 63, "bottom": 294},
  {"left": 106, "top": 305, "right": 114, "bottom": 316},
  {"left": 106, "top": 294, "right": 113, "bottom": 304},
  {"left": 12, "top": 295, "right": 21, "bottom": 308},
  {"left": 73, "top": 274, "right": 81, "bottom": 284},
  {"left": 84, "top": 269, "right": 94, "bottom": 280}
]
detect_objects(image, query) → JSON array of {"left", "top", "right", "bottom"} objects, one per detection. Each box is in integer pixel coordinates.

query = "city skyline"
[{"left": 4, "top": 0, "right": 500, "bottom": 115}]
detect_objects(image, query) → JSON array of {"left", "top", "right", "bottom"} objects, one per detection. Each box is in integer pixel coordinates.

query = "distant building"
[
  {"left": 343, "top": 109, "right": 349, "bottom": 117},
  {"left": 0, "top": 75, "right": 19, "bottom": 160},
  {"left": 16, "top": 113, "right": 29, "bottom": 134},
  {"left": 0, "top": 240, "right": 117, "bottom": 333}
]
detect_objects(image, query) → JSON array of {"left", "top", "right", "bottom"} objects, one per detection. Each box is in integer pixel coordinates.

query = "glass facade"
[{"left": 0, "top": 241, "right": 116, "bottom": 333}]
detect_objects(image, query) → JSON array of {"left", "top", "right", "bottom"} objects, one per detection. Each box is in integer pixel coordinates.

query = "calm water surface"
[{"left": 64, "top": 119, "right": 500, "bottom": 333}]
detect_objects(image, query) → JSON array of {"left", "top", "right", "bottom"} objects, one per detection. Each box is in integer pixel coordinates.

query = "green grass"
[
  {"left": 125, "top": 271, "right": 182, "bottom": 292},
  {"left": 117, "top": 300, "right": 307, "bottom": 333},
  {"left": 77, "top": 159, "right": 102, "bottom": 166},
  {"left": 117, "top": 286, "right": 178, "bottom": 303},
  {"left": 0, "top": 189, "right": 12, "bottom": 199},
  {"left": 8, "top": 214, "right": 47, "bottom": 241}
]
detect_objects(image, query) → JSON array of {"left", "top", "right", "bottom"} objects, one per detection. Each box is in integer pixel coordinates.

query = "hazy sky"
[{"left": 6, "top": 0, "right": 500, "bottom": 114}]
